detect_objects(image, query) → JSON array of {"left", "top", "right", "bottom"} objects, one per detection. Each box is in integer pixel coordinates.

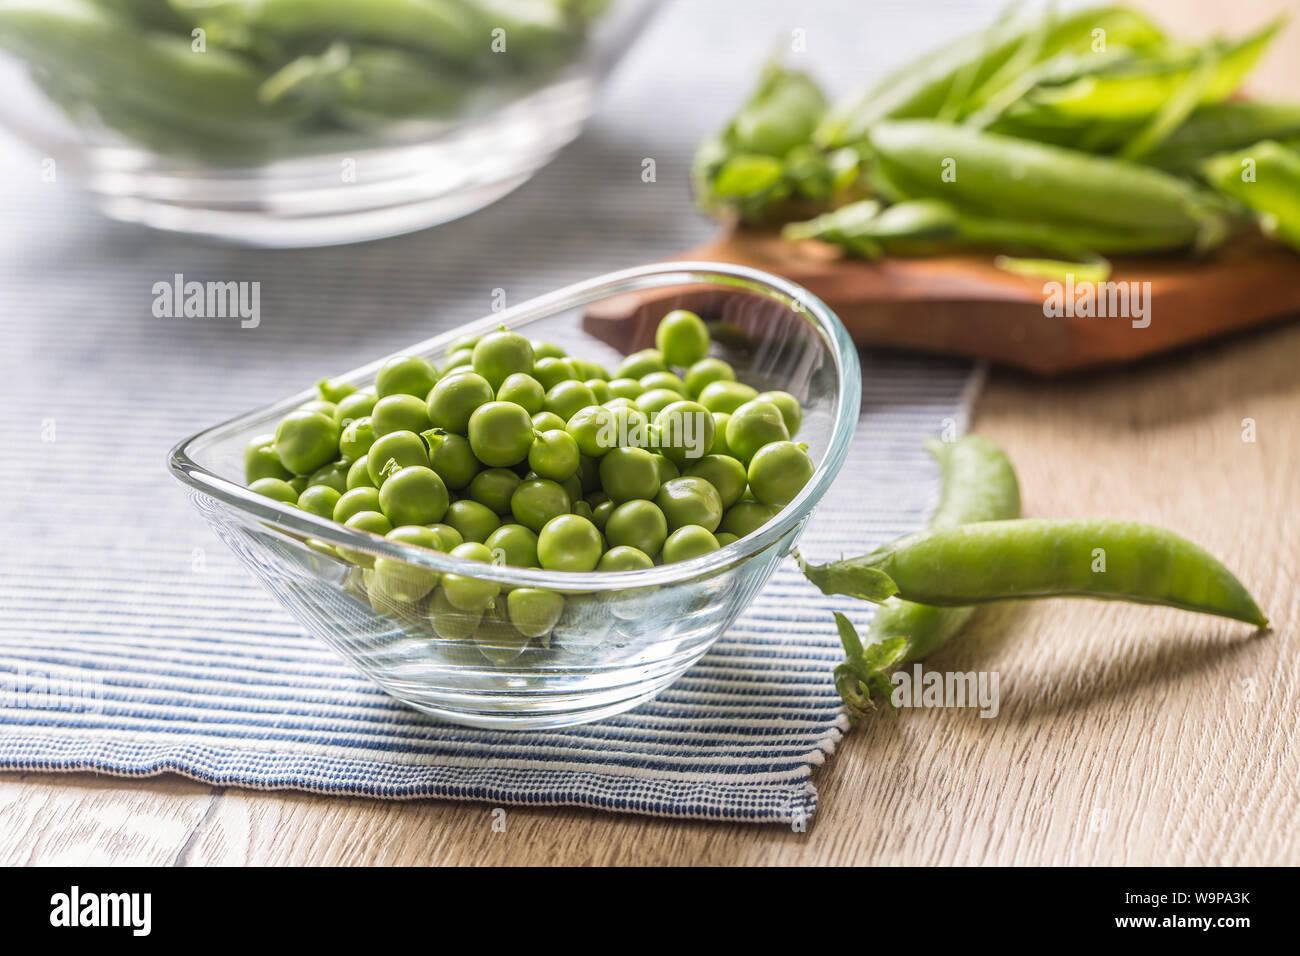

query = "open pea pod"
[{"left": 1203, "top": 140, "right": 1300, "bottom": 252}]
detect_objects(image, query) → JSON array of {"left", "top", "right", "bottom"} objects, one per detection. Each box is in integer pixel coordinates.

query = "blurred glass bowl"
[
  {"left": 0, "top": 0, "right": 657, "bottom": 245},
  {"left": 168, "top": 263, "right": 862, "bottom": 729}
]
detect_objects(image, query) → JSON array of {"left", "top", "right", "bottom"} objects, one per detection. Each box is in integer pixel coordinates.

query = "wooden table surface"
[{"left": 4, "top": 0, "right": 1298, "bottom": 867}]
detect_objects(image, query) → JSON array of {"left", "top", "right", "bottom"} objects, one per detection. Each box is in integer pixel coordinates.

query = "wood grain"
[{"left": 1, "top": 0, "right": 1296, "bottom": 867}]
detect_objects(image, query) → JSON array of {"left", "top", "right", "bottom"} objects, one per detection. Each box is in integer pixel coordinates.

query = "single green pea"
[
  {"left": 604, "top": 500, "right": 668, "bottom": 557},
  {"left": 468, "top": 401, "right": 534, "bottom": 467},
  {"left": 307, "top": 460, "right": 349, "bottom": 494},
  {"left": 570, "top": 358, "right": 609, "bottom": 381},
  {"left": 428, "top": 586, "right": 482, "bottom": 640},
  {"left": 652, "top": 454, "right": 680, "bottom": 484},
  {"left": 662, "top": 525, "right": 720, "bottom": 564},
  {"left": 685, "top": 454, "right": 748, "bottom": 509},
  {"left": 599, "top": 446, "right": 661, "bottom": 503},
  {"left": 346, "top": 456, "right": 376, "bottom": 490},
  {"left": 485, "top": 523, "right": 539, "bottom": 568},
  {"left": 635, "top": 388, "right": 682, "bottom": 417},
  {"left": 533, "top": 357, "right": 577, "bottom": 391},
  {"left": 639, "top": 370, "right": 688, "bottom": 395},
  {"left": 472, "top": 329, "right": 535, "bottom": 388},
  {"left": 510, "top": 478, "right": 571, "bottom": 532},
  {"left": 317, "top": 377, "right": 356, "bottom": 404},
  {"left": 655, "top": 476, "right": 724, "bottom": 533},
  {"left": 756, "top": 390, "right": 802, "bottom": 437},
  {"left": 748, "top": 440, "right": 814, "bottom": 507},
  {"left": 288, "top": 476, "right": 310, "bottom": 494},
  {"left": 274, "top": 409, "right": 341, "bottom": 475},
  {"left": 440, "top": 541, "right": 500, "bottom": 611},
  {"left": 616, "top": 348, "right": 667, "bottom": 380},
  {"left": 607, "top": 404, "right": 651, "bottom": 450},
  {"left": 607, "top": 377, "right": 645, "bottom": 400},
  {"left": 572, "top": 499, "right": 595, "bottom": 521},
  {"left": 448, "top": 333, "right": 481, "bottom": 354},
  {"left": 297, "top": 484, "right": 341, "bottom": 517},
  {"left": 654, "top": 399, "right": 715, "bottom": 463},
  {"left": 442, "top": 346, "right": 476, "bottom": 373},
  {"left": 444, "top": 499, "right": 501, "bottom": 544},
  {"left": 725, "top": 399, "right": 790, "bottom": 463},
  {"left": 468, "top": 467, "right": 522, "bottom": 514},
  {"left": 530, "top": 340, "right": 566, "bottom": 361},
  {"left": 585, "top": 378, "right": 613, "bottom": 404},
  {"left": 496, "top": 372, "right": 546, "bottom": 415},
  {"left": 333, "top": 390, "right": 377, "bottom": 427},
  {"left": 427, "top": 523, "right": 464, "bottom": 551},
  {"left": 245, "top": 433, "right": 291, "bottom": 483},
  {"left": 338, "top": 416, "right": 377, "bottom": 461},
  {"left": 340, "top": 511, "right": 394, "bottom": 567},
  {"left": 250, "top": 476, "right": 299, "bottom": 504},
  {"left": 566, "top": 404, "right": 617, "bottom": 458},
  {"left": 376, "top": 354, "right": 438, "bottom": 399},
  {"left": 531, "top": 410, "right": 568, "bottom": 433},
  {"left": 709, "top": 412, "right": 733, "bottom": 456},
  {"left": 559, "top": 471, "right": 584, "bottom": 508},
  {"left": 334, "top": 486, "right": 383, "bottom": 523},
  {"left": 544, "top": 380, "right": 598, "bottom": 422},
  {"left": 371, "top": 393, "right": 430, "bottom": 437},
  {"left": 367, "top": 430, "right": 429, "bottom": 485},
  {"left": 528, "top": 428, "right": 581, "bottom": 481},
  {"left": 591, "top": 498, "right": 616, "bottom": 531},
  {"left": 698, "top": 380, "right": 760, "bottom": 415},
  {"left": 715, "top": 532, "right": 740, "bottom": 547},
  {"left": 378, "top": 465, "right": 450, "bottom": 526},
  {"left": 602, "top": 397, "right": 637, "bottom": 412},
  {"left": 684, "top": 357, "right": 736, "bottom": 399},
  {"left": 507, "top": 587, "right": 565, "bottom": 638},
  {"left": 297, "top": 399, "right": 338, "bottom": 419},
  {"left": 537, "top": 514, "right": 602, "bottom": 572},
  {"left": 655, "top": 309, "right": 710, "bottom": 367},
  {"left": 597, "top": 546, "right": 655, "bottom": 571},
  {"left": 373, "top": 525, "right": 443, "bottom": 604},
  {"left": 720, "top": 500, "right": 781, "bottom": 537},
  {"left": 426, "top": 371, "right": 494, "bottom": 434}
]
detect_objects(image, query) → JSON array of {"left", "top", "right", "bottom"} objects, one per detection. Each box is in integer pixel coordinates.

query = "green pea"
[
  {"left": 602, "top": 397, "right": 637, "bottom": 412},
  {"left": 708, "top": 412, "right": 733, "bottom": 456},
  {"left": 635, "top": 388, "right": 682, "bottom": 417},
  {"left": 423, "top": 524, "right": 461, "bottom": 551},
  {"left": 655, "top": 309, "right": 710, "bottom": 367},
  {"left": 297, "top": 484, "right": 340, "bottom": 517},
  {"left": 378, "top": 465, "right": 450, "bottom": 526},
  {"left": 715, "top": 532, "right": 740, "bottom": 547},
  {"left": 333, "top": 390, "right": 377, "bottom": 427},
  {"left": 585, "top": 378, "right": 613, "bottom": 404},
  {"left": 507, "top": 587, "right": 565, "bottom": 638},
  {"left": 616, "top": 348, "right": 667, "bottom": 380},
  {"left": 720, "top": 500, "right": 780, "bottom": 537},
  {"left": 604, "top": 500, "right": 668, "bottom": 557},
  {"left": 422, "top": 429, "right": 478, "bottom": 491},
  {"left": 440, "top": 541, "right": 499, "bottom": 611},
  {"left": 297, "top": 399, "right": 337, "bottom": 419},
  {"left": 598, "top": 446, "right": 661, "bottom": 503},
  {"left": 444, "top": 499, "right": 501, "bottom": 544},
  {"left": 338, "top": 416, "right": 376, "bottom": 461},
  {"left": 496, "top": 372, "right": 546, "bottom": 415},
  {"left": 558, "top": 471, "right": 584, "bottom": 508},
  {"left": 607, "top": 377, "right": 645, "bottom": 399},
  {"left": 371, "top": 393, "right": 430, "bottom": 437},
  {"left": 428, "top": 586, "right": 482, "bottom": 640},
  {"left": 245, "top": 433, "right": 290, "bottom": 483},
  {"left": 510, "top": 478, "right": 571, "bottom": 532},
  {"left": 442, "top": 347, "right": 476, "bottom": 373},
  {"left": 317, "top": 377, "right": 356, "bottom": 404},
  {"left": 655, "top": 476, "right": 723, "bottom": 533},
  {"left": 334, "top": 486, "right": 382, "bottom": 523},
  {"left": 250, "top": 476, "right": 299, "bottom": 504},
  {"left": 685, "top": 454, "right": 748, "bottom": 509},
  {"left": 528, "top": 428, "right": 581, "bottom": 481},
  {"left": 469, "top": 467, "right": 522, "bottom": 514},
  {"left": 468, "top": 401, "right": 534, "bottom": 467},
  {"left": 307, "top": 460, "right": 349, "bottom": 494},
  {"left": 533, "top": 356, "right": 576, "bottom": 390},
  {"left": 684, "top": 357, "right": 736, "bottom": 399},
  {"left": 531, "top": 410, "right": 568, "bottom": 432},
  {"left": 591, "top": 498, "right": 615, "bottom": 531},
  {"left": 288, "top": 475, "right": 310, "bottom": 494},
  {"left": 274, "top": 409, "right": 340, "bottom": 475},
  {"left": 572, "top": 500, "right": 594, "bottom": 521},
  {"left": 485, "top": 523, "right": 539, "bottom": 568},
  {"left": 597, "top": 546, "right": 654, "bottom": 571},
  {"left": 698, "top": 380, "right": 759, "bottom": 415},
  {"left": 346, "top": 456, "right": 376, "bottom": 490},
  {"left": 639, "top": 370, "right": 688, "bottom": 395},
  {"left": 748, "top": 440, "right": 814, "bottom": 507},
  {"left": 725, "top": 399, "right": 790, "bottom": 463},
  {"left": 654, "top": 400, "right": 715, "bottom": 463},
  {"left": 570, "top": 358, "right": 609, "bottom": 381},
  {"left": 373, "top": 525, "right": 443, "bottom": 604},
  {"left": 472, "top": 329, "right": 535, "bottom": 388},
  {"left": 448, "top": 333, "right": 481, "bottom": 354},
  {"left": 756, "top": 390, "right": 802, "bottom": 436},
  {"left": 544, "top": 380, "right": 597, "bottom": 422},
  {"left": 662, "top": 525, "right": 720, "bottom": 564},
  {"left": 426, "top": 371, "right": 494, "bottom": 434},
  {"left": 566, "top": 404, "right": 617, "bottom": 458},
  {"left": 537, "top": 514, "right": 602, "bottom": 572},
  {"left": 530, "top": 340, "right": 566, "bottom": 361},
  {"left": 367, "top": 430, "right": 429, "bottom": 485},
  {"left": 376, "top": 354, "right": 438, "bottom": 399},
  {"left": 340, "top": 511, "right": 393, "bottom": 566},
  {"left": 652, "top": 454, "right": 680, "bottom": 484}
]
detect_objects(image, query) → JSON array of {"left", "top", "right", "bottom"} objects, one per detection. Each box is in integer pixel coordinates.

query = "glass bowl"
[
  {"left": 0, "top": 0, "right": 656, "bottom": 246},
  {"left": 168, "top": 262, "right": 861, "bottom": 728}
]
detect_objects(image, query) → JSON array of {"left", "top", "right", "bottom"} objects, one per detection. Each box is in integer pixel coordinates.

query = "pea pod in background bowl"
[{"left": 0, "top": 0, "right": 657, "bottom": 245}]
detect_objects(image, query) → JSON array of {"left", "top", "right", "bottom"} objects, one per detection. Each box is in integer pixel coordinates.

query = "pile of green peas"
[{"left": 244, "top": 309, "right": 815, "bottom": 651}]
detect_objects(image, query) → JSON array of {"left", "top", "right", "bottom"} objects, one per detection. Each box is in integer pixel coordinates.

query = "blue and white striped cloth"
[{"left": 0, "top": 0, "right": 989, "bottom": 822}]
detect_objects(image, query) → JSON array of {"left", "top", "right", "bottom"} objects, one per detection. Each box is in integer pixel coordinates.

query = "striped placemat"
[{"left": 0, "top": 0, "right": 988, "bottom": 822}]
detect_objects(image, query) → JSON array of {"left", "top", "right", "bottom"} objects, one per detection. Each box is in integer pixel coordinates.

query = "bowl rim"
[{"left": 167, "top": 261, "right": 862, "bottom": 592}]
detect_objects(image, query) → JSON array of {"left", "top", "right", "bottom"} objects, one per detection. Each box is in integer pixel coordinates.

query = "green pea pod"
[
  {"left": 1145, "top": 102, "right": 1300, "bottom": 173},
  {"left": 816, "top": 5, "right": 1165, "bottom": 148},
  {"left": 1202, "top": 140, "right": 1300, "bottom": 252},
  {"left": 470, "top": 0, "right": 583, "bottom": 70},
  {"left": 801, "top": 519, "right": 1269, "bottom": 628}
]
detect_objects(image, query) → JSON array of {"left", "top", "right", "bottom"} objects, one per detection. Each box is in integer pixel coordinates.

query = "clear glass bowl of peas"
[
  {"left": 0, "top": 0, "right": 656, "bottom": 245},
  {"left": 169, "top": 263, "right": 861, "bottom": 728}
]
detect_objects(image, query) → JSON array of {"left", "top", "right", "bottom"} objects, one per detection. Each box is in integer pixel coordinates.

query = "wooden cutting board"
[{"left": 583, "top": 229, "right": 1300, "bottom": 375}]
